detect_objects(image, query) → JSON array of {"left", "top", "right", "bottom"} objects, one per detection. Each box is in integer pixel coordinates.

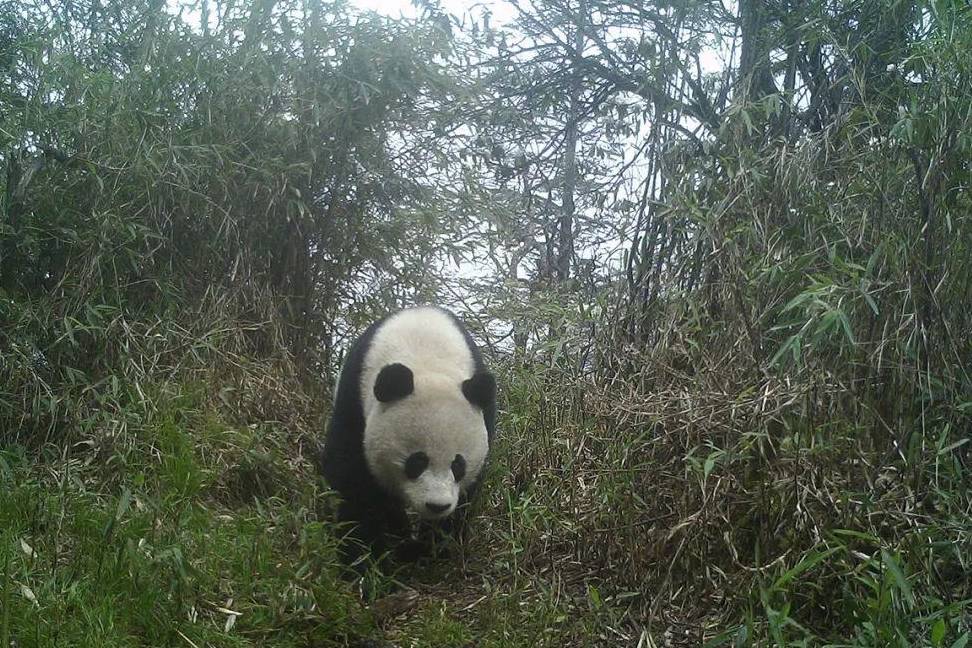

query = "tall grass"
[
  {"left": 487, "top": 3, "right": 972, "bottom": 643},
  {"left": 2, "top": 0, "right": 458, "bottom": 437}
]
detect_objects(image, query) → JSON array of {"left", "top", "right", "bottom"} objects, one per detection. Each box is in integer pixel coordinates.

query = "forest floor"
[
  {"left": 0, "top": 380, "right": 694, "bottom": 648},
  {"left": 4, "top": 374, "right": 968, "bottom": 647}
]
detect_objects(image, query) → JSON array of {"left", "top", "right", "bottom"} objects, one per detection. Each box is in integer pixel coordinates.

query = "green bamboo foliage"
[{"left": 1, "top": 0, "right": 461, "bottom": 439}]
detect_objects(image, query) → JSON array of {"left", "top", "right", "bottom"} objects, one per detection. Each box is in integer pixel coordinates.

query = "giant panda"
[{"left": 320, "top": 306, "right": 497, "bottom": 571}]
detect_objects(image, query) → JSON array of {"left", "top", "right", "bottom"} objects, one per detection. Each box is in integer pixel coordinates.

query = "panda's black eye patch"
[
  {"left": 404, "top": 452, "right": 429, "bottom": 480},
  {"left": 451, "top": 454, "right": 466, "bottom": 482}
]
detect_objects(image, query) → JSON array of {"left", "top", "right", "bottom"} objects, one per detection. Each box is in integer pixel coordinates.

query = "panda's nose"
[{"left": 425, "top": 502, "right": 450, "bottom": 515}]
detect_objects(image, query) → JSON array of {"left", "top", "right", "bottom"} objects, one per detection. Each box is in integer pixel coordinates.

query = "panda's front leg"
[
  {"left": 335, "top": 500, "right": 380, "bottom": 576},
  {"left": 337, "top": 498, "right": 411, "bottom": 575}
]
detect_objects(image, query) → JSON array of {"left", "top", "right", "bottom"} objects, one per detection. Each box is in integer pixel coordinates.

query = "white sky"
[
  {"left": 345, "top": 0, "right": 727, "bottom": 280},
  {"left": 350, "top": 0, "right": 516, "bottom": 24},
  {"left": 350, "top": 0, "right": 724, "bottom": 72}
]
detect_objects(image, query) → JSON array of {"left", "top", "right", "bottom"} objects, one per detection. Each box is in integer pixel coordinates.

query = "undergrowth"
[
  {"left": 0, "top": 381, "right": 369, "bottom": 647},
  {"left": 4, "top": 356, "right": 965, "bottom": 647}
]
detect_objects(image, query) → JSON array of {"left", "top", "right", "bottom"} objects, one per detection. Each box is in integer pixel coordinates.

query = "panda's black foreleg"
[
  {"left": 335, "top": 500, "right": 381, "bottom": 577},
  {"left": 336, "top": 498, "right": 412, "bottom": 576}
]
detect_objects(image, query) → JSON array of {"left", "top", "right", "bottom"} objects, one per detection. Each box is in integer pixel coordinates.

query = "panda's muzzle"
[{"left": 425, "top": 502, "right": 451, "bottom": 515}]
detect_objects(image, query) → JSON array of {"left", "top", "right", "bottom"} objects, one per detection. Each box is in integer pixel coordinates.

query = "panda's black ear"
[
  {"left": 462, "top": 372, "right": 496, "bottom": 410},
  {"left": 374, "top": 363, "right": 414, "bottom": 403}
]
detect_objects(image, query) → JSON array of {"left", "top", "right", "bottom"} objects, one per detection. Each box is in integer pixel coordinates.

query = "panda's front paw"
[
  {"left": 430, "top": 541, "right": 452, "bottom": 560},
  {"left": 394, "top": 538, "right": 430, "bottom": 563}
]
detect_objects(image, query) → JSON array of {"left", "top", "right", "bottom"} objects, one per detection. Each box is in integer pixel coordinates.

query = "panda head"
[{"left": 363, "top": 362, "right": 495, "bottom": 520}]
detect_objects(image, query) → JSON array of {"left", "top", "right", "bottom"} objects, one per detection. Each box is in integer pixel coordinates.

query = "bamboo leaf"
[{"left": 881, "top": 549, "right": 914, "bottom": 604}]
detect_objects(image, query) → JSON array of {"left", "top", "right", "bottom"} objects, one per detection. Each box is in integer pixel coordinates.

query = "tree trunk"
[
  {"left": 738, "top": 0, "right": 777, "bottom": 101},
  {"left": 558, "top": 0, "right": 585, "bottom": 283}
]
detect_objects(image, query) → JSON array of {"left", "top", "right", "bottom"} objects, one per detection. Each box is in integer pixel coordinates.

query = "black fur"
[
  {"left": 404, "top": 451, "right": 429, "bottom": 479},
  {"left": 462, "top": 372, "right": 496, "bottom": 412},
  {"left": 319, "top": 307, "right": 497, "bottom": 575},
  {"left": 373, "top": 363, "right": 414, "bottom": 402}
]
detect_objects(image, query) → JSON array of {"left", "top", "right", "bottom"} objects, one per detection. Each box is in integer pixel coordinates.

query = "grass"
[
  {"left": 0, "top": 383, "right": 370, "bottom": 647},
  {"left": 2, "top": 361, "right": 970, "bottom": 647},
  {"left": 0, "top": 373, "right": 631, "bottom": 648}
]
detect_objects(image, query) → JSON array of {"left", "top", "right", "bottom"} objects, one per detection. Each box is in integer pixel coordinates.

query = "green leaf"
[
  {"left": 951, "top": 633, "right": 969, "bottom": 648},
  {"left": 782, "top": 291, "right": 812, "bottom": 312},
  {"left": 103, "top": 487, "right": 132, "bottom": 539},
  {"left": 819, "top": 310, "right": 839, "bottom": 336},
  {"left": 862, "top": 291, "right": 879, "bottom": 315},
  {"left": 770, "top": 334, "right": 801, "bottom": 367},
  {"left": 588, "top": 585, "right": 601, "bottom": 609},
  {"left": 932, "top": 618, "right": 946, "bottom": 646},
  {"left": 703, "top": 454, "right": 716, "bottom": 483},
  {"left": 701, "top": 628, "right": 736, "bottom": 648},
  {"left": 881, "top": 549, "right": 914, "bottom": 604},
  {"left": 773, "top": 546, "right": 840, "bottom": 589},
  {"left": 740, "top": 108, "right": 754, "bottom": 134},
  {"left": 838, "top": 311, "right": 855, "bottom": 345},
  {"left": 938, "top": 438, "right": 969, "bottom": 455},
  {"left": 831, "top": 529, "right": 880, "bottom": 543},
  {"left": 115, "top": 487, "right": 132, "bottom": 522}
]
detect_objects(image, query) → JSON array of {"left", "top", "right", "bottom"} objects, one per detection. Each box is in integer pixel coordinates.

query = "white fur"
[{"left": 360, "top": 307, "right": 488, "bottom": 519}]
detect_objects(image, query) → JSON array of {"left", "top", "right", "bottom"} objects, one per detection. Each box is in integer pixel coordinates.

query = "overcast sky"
[{"left": 350, "top": 0, "right": 516, "bottom": 24}]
